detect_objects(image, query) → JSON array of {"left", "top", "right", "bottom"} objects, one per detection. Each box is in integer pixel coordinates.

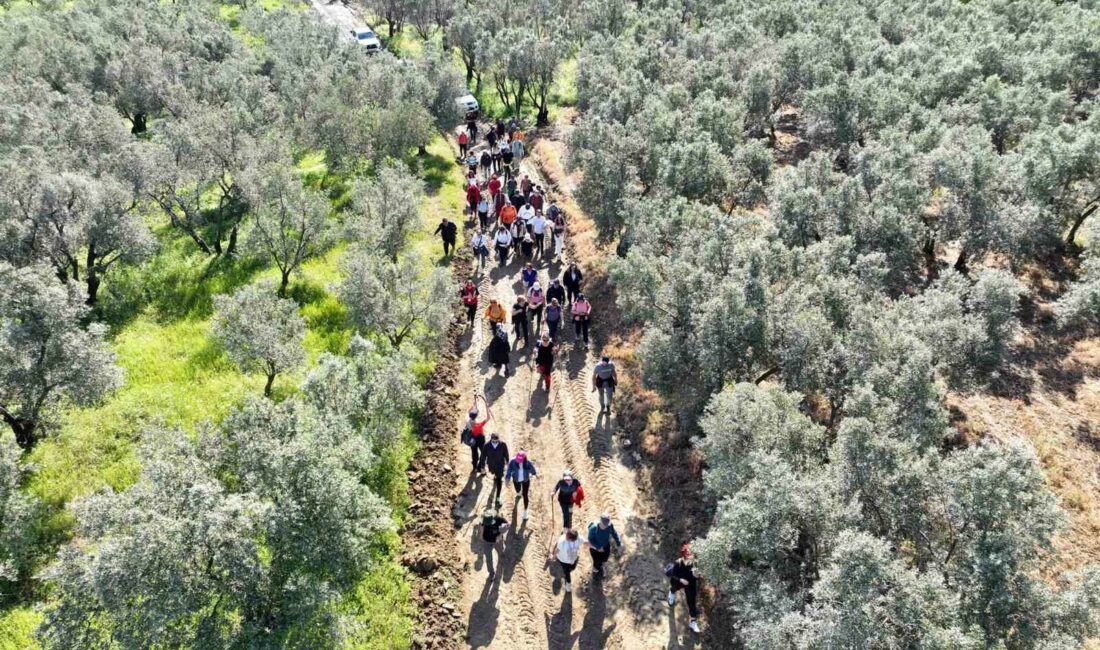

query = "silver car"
[{"left": 350, "top": 27, "right": 381, "bottom": 53}]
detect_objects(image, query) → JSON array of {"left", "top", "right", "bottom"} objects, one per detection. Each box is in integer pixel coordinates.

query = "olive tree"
[
  {"left": 0, "top": 436, "right": 39, "bottom": 596},
  {"left": 212, "top": 285, "right": 305, "bottom": 397},
  {"left": 241, "top": 165, "right": 331, "bottom": 296},
  {"left": 0, "top": 263, "right": 122, "bottom": 449},
  {"left": 339, "top": 250, "right": 452, "bottom": 349},
  {"left": 346, "top": 161, "right": 424, "bottom": 262}
]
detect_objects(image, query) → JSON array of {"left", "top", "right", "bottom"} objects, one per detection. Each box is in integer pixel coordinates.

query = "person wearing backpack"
[
  {"left": 666, "top": 543, "right": 702, "bottom": 634},
  {"left": 571, "top": 293, "right": 592, "bottom": 346},
  {"left": 483, "top": 433, "right": 510, "bottom": 506},
  {"left": 535, "top": 332, "right": 555, "bottom": 391},
  {"left": 592, "top": 356, "right": 617, "bottom": 413},
  {"left": 461, "top": 399, "right": 491, "bottom": 474},
  {"left": 504, "top": 450, "right": 537, "bottom": 520},
  {"left": 551, "top": 471, "right": 583, "bottom": 530},
  {"left": 587, "top": 513, "right": 622, "bottom": 579},
  {"left": 460, "top": 280, "right": 479, "bottom": 328},
  {"left": 477, "top": 508, "right": 508, "bottom": 580}
]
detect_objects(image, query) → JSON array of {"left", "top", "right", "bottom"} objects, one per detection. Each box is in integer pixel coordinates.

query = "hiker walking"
[
  {"left": 512, "top": 295, "right": 530, "bottom": 347},
  {"left": 504, "top": 450, "right": 537, "bottom": 520},
  {"left": 480, "top": 150, "right": 493, "bottom": 178},
  {"left": 527, "top": 282, "right": 545, "bottom": 332},
  {"left": 485, "top": 298, "right": 507, "bottom": 327},
  {"left": 458, "top": 129, "right": 469, "bottom": 158},
  {"left": 466, "top": 182, "right": 481, "bottom": 216},
  {"left": 493, "top": 226, "right": 513, "bottom": 266},
  {"left": 511, "top": 137, "right": 526, "bottom": 167},
  {"left": 521, "top": 262, "right": 538, "bottom": 290},
  {"left": 549, "top": 202, "right": 565, "bottom": 262},
  {"left": 550, "top": 529, "right": 585, "bottom": 594},
  {"left": 460, "top": 279, "right": 479, "bottom": 327},
  {"left": 470, "top": 229, "right": 489, "bottom": 272},
  {"left": 477, "top": 508, "right": 508, "bottom": 580},
  {"left": 477, "top": 196, "right": 490, "bottom": 231},
  {"left": 551, "top": 471, "right": 584, "bottom": 530},
  {"left": 535, "top": 333, "right": 555, "bottom": 391},
  {"left": 499, "top": 200, "right": 517, "bottom": 231},
  {"left": 666, "top": 544, "right": 702, "bottom": 634},
  {"left": 461, "top": 398, "right": 491, "bottom": 473},
  {"left": 488, "top": 322, "right": 511, "bottom": 375},
  {"left": 587, "top": 513, "right": 622, "bottom": 579},
  {"left": 592, "top": 355, "right": 617, "bottom": 413},
  {"left": 434, "top": 218, "right": 457, "bottom": 257},
  {"left": 483, "top": 433, "right": 510, "bottom": 506},
  {"left": 562, "top": 263, "right": 583, "bottom": 304},
  {"left": 546, "top": 298, "right": 563, "bottom": 343},
  {"left": 571, "top": 293, "right": 592, "bottom": 346},
  {"left": 531, "top": 211, "right": 548, "bottom": 258}
]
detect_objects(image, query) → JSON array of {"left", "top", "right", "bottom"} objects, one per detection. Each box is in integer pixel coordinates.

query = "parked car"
[
  {"left": 455, "top": 91, "right": 479, "bottom": 114},
  {"left": 350, "top": 26, "right": 381, "bottom": 53}
]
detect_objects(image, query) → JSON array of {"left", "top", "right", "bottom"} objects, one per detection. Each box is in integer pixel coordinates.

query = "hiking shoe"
[
  {"left": 667, "top": 591, "right": 676, "bottom": 606},
  {"left": 689, "top": 619, "right": 700, "bottom": 634},
  {"left": 487, "top": 571, "right": 495, "bottom": 580},
  {"left": 522, "top": 510, "right": 529, "bottom": 521}
]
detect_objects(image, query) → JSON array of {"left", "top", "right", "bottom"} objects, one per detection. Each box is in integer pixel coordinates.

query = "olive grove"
[{"left": 570, "top": 0, "right": 1100, "bottom": 646}]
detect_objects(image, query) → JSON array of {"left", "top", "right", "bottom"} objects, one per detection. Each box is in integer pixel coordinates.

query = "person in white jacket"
[{"left": 549, "top": 529, "right": 587, "bottom": 593}]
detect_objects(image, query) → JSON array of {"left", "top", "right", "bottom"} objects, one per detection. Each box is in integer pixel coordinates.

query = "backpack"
[
  {"left": 663, "top": 562, "right": 676, "bottom": 577},
  {"left": 573, "top": 484, "right": 586, "bottom": 506}
]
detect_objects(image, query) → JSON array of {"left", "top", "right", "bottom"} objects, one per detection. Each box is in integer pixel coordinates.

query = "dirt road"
[{"left": 448, "top": 134, "right": 700, "bottom": 649}]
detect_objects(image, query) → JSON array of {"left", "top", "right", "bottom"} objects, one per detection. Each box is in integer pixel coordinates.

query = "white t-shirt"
[
  {"left": 495, "top": 230, "right": 512, "bottom": 246},
  {"left": 556, "top": 537, "right": 582, "bottom": 564},
  {"left": 518, "top": 204, "right": 535, "bottom": 224},
  {"left": 471, "top": 233, "right": 486, "bottom": 249},
  {"left": 531, "top": 216, "right": 547, "bottom": 235}
]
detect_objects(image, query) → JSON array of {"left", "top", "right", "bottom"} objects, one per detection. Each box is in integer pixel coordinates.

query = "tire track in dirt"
[{"left": 453, "top": 132, "right": 672, "bottom": 649}]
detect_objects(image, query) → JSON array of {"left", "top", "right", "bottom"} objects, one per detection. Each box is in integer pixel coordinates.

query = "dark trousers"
[
  {"left": 470, "top": 437, "right": 485, "bottom": 470},
  {"left": 534, "top": 232, "right": 545, "bottom": 256},
  {"left": 548, "top": 319, "right": 560, "bottom": 342},
  {"left": 490, "top": 470, "right": 504, "bottom": 504},
  {"left": 513, "top": 480, "right": 530, "bottom": 509},
  {"left": 485, "top": 541, "right": 496, "bottom": 575},
  {"left": 671, "top": 579, "right": 699, "bottom": 618},
  {"left": 559, "top": 500, "right": 574, "bottom": 529},
  {"left": 514, "top": 317, "right": 529, "bottom": 346},
  {"left": 496, "top": 245, "right": 509, "bottom": 265},
  {"left": 478, "top": 211, "right": 489, "bottom": 230},
  {"left": 528, "top": 306, "right": 543, "bottom": 333},
  {"left": 591, "top": 546, "right": 611, "bottom": 574},
  {"left": 465, "top": 304, "right": 477, "bottom": 325},
  {"left": 443, "top": 238, "right": 455, "bottom": 256},
  {"left": 460, "top": 143, "right": 468, "bottom": 157},
  {"left": 565, "top": 285, "right": 579, "bottom": 303},
  {"left": 559, "top": 559, "right": 576, "bottom": 584},
  {"left": 574, "top": 318, "right": 589, "bottom": 343}
]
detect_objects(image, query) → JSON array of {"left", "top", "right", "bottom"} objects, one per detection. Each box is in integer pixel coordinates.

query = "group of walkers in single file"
[{"left": 451, "top": 118, "right": 703, "bottom": 635}]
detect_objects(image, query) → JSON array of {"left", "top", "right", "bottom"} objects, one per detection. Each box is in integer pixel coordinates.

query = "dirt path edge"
[{"left": 401, "top": 141, "right": 474, "bottom": 650}]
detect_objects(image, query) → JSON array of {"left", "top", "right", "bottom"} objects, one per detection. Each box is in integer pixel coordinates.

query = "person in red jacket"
[
  {"left": 466, "top": 183, "right": 481, "bottom": 215},
  {"left": 460, "top": 280, "right": 479, "bottom": 328},
  {"left": 488, "top": 174, "right": 501, "bottom": 198},
  {"left": 458, "top": 130, "right": 470, "bottom": 158}
]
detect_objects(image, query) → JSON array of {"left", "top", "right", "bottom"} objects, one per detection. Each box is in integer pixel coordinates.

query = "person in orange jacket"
[{"left": 485, "top": 298, "right": 508, "bottom": 326}]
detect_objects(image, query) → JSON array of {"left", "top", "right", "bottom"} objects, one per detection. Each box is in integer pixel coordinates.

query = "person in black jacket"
[
  {"left": 488, "top": 323, "right": 511, "bottom": 375},
  {"left": 562, "top": 263, "right": 583, "bottom": 304},
  {"left": 482, "top": 433, "right": 510, "bottom": 505},
  {"left": 667, "top": 544, "right": 702, "bottom": 634},
  {"left": 546, "top": 278, "right": 566, "bottom": 308},
  {"left": 535, "top": 333, "right": 555, "bottom": 391},
  {"left": 512, "top": 296, "right": 529, "bottom": 347},
  {"left": 551, "top": 471, "right": 582, "bottom": 530},
  {"left": 434, "top": 218, "right": 458, "bottom": 257},
  {"left": 477, "top": 508, "right": 508, "bottom": 579}
]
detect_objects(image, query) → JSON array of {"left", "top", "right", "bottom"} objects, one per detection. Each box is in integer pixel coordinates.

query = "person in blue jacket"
[
  {"left": 504, "top": 450, "right": 537, "bottom": 520},
  {"left": 587, "top": 513, "right": 622, "bottom": 579}
]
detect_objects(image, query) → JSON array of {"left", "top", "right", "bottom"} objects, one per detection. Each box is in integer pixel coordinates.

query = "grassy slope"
[{"left": 0, "top": 135, "right": 464, "bottom": 648}]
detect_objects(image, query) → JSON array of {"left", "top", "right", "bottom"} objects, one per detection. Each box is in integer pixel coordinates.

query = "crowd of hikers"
[{"left": 450, "top": 118, "right": 703, "bottom": 636}]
